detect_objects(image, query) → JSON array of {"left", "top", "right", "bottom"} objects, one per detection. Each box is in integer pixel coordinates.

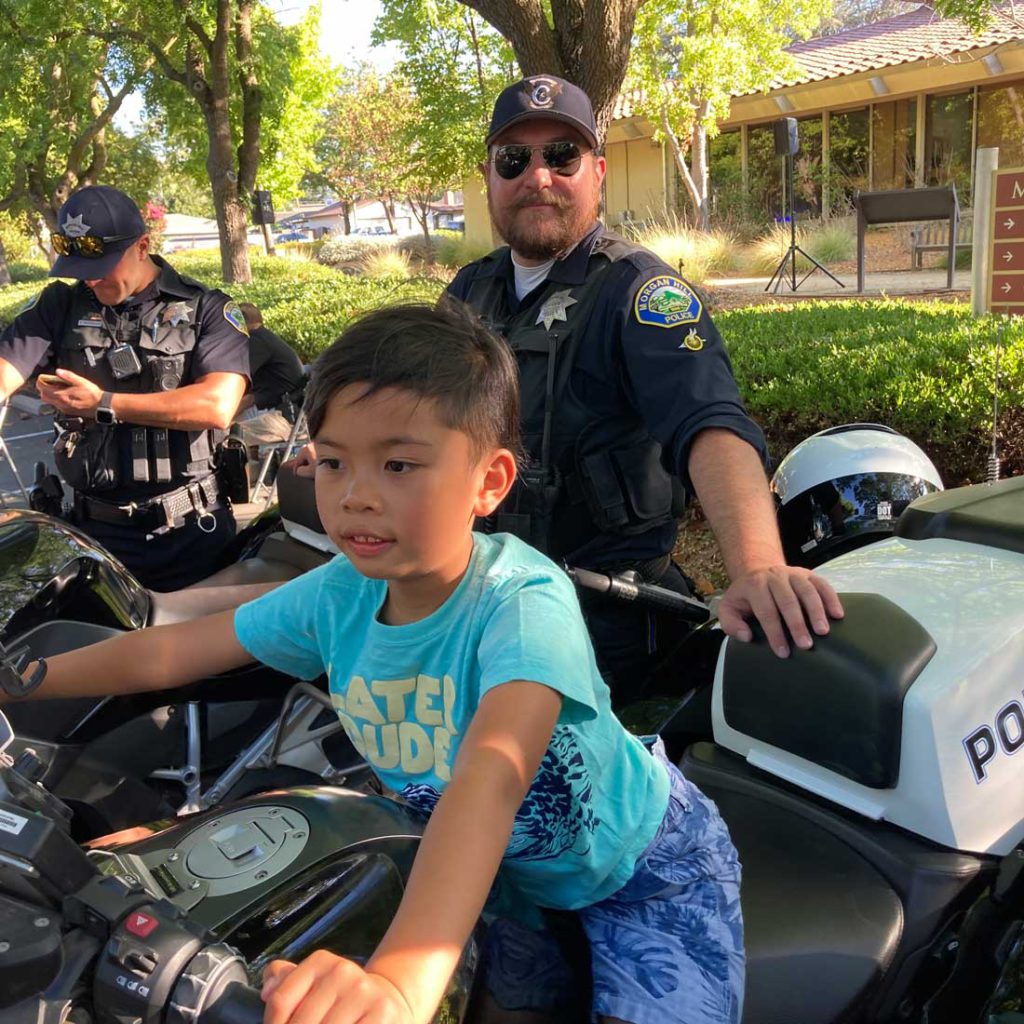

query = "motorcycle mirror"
[{"left": 0, "top": 708, "right": 11, "bottom": 765}]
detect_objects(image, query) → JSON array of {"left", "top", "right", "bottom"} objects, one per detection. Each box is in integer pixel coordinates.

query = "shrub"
[
  {"left": 317, "top": 236, "right": 380, "bottom": 266},
  {"left": 435, "top": 230, "right": 495, "bottom": 268},
  {"left": 936, "top": 248, "right": 973, "bottom": 270},
  {"left": 361, "top": 248, "right": 412, "bottom": 280},
  {"left": 8, "top": 259, "right": 49, "bottom": 283},
  {"left": 630, "top": 216, "right": 740, "bottom": 285},
  {"left": 397, "top": 233, "right": 437, "bottom": 265},
  {"left": 745, "top": 223, "right": 811, "bottom": 275},
  {"left": 150, "top": 250, "right": 442, "bottom": 361},
  {"left": 717, "top": 300, "right": 1024, "bottom": 484},
  {"left": 803, "top": 222, "right": 855, "bottom": 265}
]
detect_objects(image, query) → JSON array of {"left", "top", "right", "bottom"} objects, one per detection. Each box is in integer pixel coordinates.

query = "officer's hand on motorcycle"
[
  {"left": 716, "top": 565, "right": 844, "bottom": 659},
  {"left": 262, "top": 951, "right": 415, "bottom": 1024},
  {"left": 37, "top": 369, "right": 103, "bottom": 416},
  {"left": 281, "top": 442, "right": 316, "bottom": 479}
]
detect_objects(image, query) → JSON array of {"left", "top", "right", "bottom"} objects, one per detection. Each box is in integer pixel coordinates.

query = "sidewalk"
[{"left": 707, "top": 266, "right": 971, "bottom": 300}]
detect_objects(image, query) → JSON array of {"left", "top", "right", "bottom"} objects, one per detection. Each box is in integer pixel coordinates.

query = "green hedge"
[
  {"left": 0, "top": 251, "right": 442, "bottom": 364},
  {"left": 717, "top": 300, "right": 1023, "bottom": 484},
  {"left": 2, "top": 257, "right": 1017, "bottom": 484}
]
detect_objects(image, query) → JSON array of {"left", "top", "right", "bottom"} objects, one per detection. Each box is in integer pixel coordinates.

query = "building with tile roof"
[{"left": 462, "top": 3, "right": 1024, "bottom": 245}]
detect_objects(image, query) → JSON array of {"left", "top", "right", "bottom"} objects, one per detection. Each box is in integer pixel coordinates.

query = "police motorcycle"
[
  {"left": 601, "top": 424, "right": 1023, "bottom": 1023},
  {"left": 3, "top": 421, "right": 1024, "bottom": 1023},
  {"left": 0, "top": 703, "right": 487, "bottom": 1024},
  {"left": 0, "top": 463, "right": 360, "bottom": 841}
]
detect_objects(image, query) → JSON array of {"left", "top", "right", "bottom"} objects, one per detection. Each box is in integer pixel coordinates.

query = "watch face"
[{"left": 96, "top": 407, "right": 115, "bottom": 425}]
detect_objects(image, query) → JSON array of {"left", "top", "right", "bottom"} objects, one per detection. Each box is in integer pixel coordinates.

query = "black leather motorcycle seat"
[
  {"left": 277, "top": 461, "right": 326, "bottom": 536},
  {"left": 896, "top": 474, "right": 1024, "bottom": 556},
  {"left": 681, "top": 742, "right": 991, "bottom": 1024},
  {"left": 721, "top": 594, "right": 935, "bottom": 789}
]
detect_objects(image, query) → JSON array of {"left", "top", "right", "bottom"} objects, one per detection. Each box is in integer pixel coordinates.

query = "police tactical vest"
[
  {"left": 55, "top": 270, "right": 221, "bottom": 496},
  {"left": 464, "top": 233, "right": 680, "bottom": 560}
]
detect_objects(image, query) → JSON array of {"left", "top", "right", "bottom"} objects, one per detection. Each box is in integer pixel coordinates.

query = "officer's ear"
[
  {"left": 135, "top": 234, "right": 151, "bottom": 260},
  {"left": 473, "top": 447, "right": 516, "bottom": 517}
]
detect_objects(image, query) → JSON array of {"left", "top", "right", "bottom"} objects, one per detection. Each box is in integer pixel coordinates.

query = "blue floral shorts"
[{"left": 481, "top": 739, "right": 745, "bottom": 1023}]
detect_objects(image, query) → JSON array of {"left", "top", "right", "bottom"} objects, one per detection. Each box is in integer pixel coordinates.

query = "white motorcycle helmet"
[{"left": 771, "top": 424, "right": 943, "bottom": 567}]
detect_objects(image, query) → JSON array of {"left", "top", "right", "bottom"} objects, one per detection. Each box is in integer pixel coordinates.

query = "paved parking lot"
[{"left": 0, "top": 399, "right": 56, "bottom": 507}]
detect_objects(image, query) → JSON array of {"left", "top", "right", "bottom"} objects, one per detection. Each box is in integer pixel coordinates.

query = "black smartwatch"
[{"left": 95, "top": 392, "right": 118, "bottom": 425}]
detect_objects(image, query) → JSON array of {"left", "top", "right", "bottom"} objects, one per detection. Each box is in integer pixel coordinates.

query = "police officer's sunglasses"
[
  {"left": 50, "top": 232, "right": 138, "bottom": 258},
  {"left": 491, "top": 141, "right": 586, "bottom": 181}
]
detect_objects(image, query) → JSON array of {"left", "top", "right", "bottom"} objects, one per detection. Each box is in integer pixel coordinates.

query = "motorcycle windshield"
[{"left": 0, "top": 510, "right": 149, "bottom": 641}]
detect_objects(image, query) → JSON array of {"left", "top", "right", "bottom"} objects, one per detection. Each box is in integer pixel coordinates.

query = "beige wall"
[
  {"left": 462, "top": 175, "right": 493, "bottom": 251},
  {"left": 604, "top": 133, "right": 669, "bottom": 224}
]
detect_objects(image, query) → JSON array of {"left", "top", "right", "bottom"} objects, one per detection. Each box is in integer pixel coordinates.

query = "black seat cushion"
[
  {"left": 682, "top": 744, "right": 903, "bottom": 1024},
  {"left": 722, "top": 593, "right": 935, "bottom": 788},
  {"left": 896, "top": 475, "right": 1024, "bottom": 556}
]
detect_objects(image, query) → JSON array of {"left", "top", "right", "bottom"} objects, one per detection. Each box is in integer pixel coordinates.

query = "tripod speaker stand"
[{"left": 765, "top": 117, "right": 845, "bottom": 294}]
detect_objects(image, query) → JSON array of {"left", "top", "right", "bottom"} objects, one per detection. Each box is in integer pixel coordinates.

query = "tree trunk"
[
  {"left": 0, "top": 238, "right": 11, "bottom": 288},
  {"left": 661, "top": 106, "right": 709, "bottom": 231},
  {"left": 382, "top": 198, "right": 396, "bottom": 234},
  {"left": 462, "top": 0, "right": 644, "bottom": 144},
  {"left": 206, "top": 1, "right": 252, "bottom": 284}
]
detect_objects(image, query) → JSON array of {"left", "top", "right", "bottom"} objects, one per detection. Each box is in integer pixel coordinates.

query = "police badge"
[{"left": 223, "top": 301, "right": 249, "bottom": 336}]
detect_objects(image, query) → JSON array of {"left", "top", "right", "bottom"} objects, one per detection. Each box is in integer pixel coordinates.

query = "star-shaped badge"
[
  {"left": 62, "top": 214, "right": 90, "bottom": 238},
  {"left": 536, "top": 289, "right": 577, "bottom": 330},
  {"left": 163, "top": 302, "right": 194, "bottom": 327}
]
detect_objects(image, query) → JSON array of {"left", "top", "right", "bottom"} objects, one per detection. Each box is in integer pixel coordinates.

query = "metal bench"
[{"left": 910, "top": 215, "right": 973, "bottom": 269}]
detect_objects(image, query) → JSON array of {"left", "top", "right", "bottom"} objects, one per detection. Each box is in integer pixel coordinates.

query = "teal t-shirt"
[{"left": 233, "top": 532, "right": 670, "bottom": 910}]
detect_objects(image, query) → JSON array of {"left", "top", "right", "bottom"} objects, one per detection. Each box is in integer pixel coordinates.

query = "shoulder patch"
[
  {"left": 634, "top": 275, "right": 702, "bottom": 329},
  {"left": 18, "top": 291, "right": 42, "bottom": 315},
  {"left": 223, "top": 300, "right": 249, "bottom": 336}
]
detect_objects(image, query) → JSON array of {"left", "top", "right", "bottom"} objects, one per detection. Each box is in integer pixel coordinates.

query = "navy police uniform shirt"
[
  {"left": 0, "top": 256, "right": 251, "bottom": 390},
  {"left": 448, "top": 222, "right": 767, "bottom": 565}
]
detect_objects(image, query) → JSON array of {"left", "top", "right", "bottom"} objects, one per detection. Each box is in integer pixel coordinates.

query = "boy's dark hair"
[
  {"left": 238, "top": 302, "right": 263, "bottom": 330},
  {"left": 304, "top": 300, "right": 522, "bottom": 459}
]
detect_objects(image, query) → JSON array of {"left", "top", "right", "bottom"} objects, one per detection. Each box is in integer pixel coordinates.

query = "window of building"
[
  {"left": 977, "top": 79, "right": 1024, "bottom": 168},
  {"left": 708, "top": 129, "right": 744, "bottom": 222},
  {"left": 793, "top": 115, "right": 823, "bottom": 217},
  {"left": 828, "top": 107, "right": 869, "bottom": 213},
  {"left": 871, "top": 99, "right": 917, "bottom": 190},
  {"left": 925, "top": 90, "right": 974, "bottom": 200},
  {"left": 747, "top": 123, "right": 785, "bottom": 222}
]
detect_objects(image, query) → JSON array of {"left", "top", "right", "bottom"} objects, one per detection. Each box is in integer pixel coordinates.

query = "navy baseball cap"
[
  {"left": 486, "top": 75, "right": 599, "bottom": 150},
  {"left": 51, "top": 185, "right": 147, "bottom": 280}
]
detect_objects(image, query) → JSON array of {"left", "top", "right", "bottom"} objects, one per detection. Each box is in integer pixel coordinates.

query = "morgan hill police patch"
[
  {"left": 223, "top": 301, "right": 249, "bottom": 336},
  {"left": 634, "top": 275, "right": 702, "bottom": 329}
]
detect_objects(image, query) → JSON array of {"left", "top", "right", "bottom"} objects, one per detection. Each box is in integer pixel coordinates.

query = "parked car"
[
  {"left": 353, "top": 225, "right": 389, "bottom": 236},
  {"left": 275, "top": 230, "right": 311, "bottom": 243}
]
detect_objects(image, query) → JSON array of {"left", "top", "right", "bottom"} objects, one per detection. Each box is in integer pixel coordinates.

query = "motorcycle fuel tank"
[{"left": 713, "top": 477, "right": 1024, "bottom": 856}]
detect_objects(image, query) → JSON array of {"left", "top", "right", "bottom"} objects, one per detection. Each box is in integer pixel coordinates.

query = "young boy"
[{"left": 10, "top": 301, "right": 744, "bottom": 1024}]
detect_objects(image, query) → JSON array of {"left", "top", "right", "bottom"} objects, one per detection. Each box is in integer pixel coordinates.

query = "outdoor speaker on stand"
[{"left": 765, "top": 117, "right": 845, "bottom": 294}]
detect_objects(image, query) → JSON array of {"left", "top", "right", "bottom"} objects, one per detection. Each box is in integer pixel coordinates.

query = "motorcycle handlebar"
[
  {"left": 567, "top": 567, "right": 711, "bottom": 625},
  {"left": 202, "top": 981, "right": 266, "bottom": 1024}
]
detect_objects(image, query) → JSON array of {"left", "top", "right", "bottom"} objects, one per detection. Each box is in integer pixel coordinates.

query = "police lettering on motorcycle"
[{"left": 0, "top": 186, "right": 250, "bottom": 590}]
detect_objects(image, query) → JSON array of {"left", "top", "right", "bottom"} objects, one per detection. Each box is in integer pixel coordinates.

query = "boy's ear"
[{"left": 474, "top": 448, "right": 517, "bottom": 517}]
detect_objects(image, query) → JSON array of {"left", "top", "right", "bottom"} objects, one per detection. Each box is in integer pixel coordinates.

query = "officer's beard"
[{"left": 489, "top": 182, "right": 602, "bottom": 262}]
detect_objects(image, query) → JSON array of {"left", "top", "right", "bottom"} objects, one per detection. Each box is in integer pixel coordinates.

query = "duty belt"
[{"left": 74, "top": 475, "right": 223, "bottom": 535}]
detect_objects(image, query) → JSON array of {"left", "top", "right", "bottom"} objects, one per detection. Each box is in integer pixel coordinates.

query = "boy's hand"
[{"left": 262, "top": 952, "right": 415, "bottom": 1024}]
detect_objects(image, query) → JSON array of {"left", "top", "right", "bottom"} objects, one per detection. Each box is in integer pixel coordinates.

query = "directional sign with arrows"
[{"left": 988, "top": 167, "right": 1024, "bottom": 314}]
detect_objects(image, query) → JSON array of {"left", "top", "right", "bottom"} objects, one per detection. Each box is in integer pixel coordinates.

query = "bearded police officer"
[
  {"left": 447, "top": 76, "right": 843, "bottom": 700},
  {"left": 0, "top": 186, "right": 250, "bottom": 590}
]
